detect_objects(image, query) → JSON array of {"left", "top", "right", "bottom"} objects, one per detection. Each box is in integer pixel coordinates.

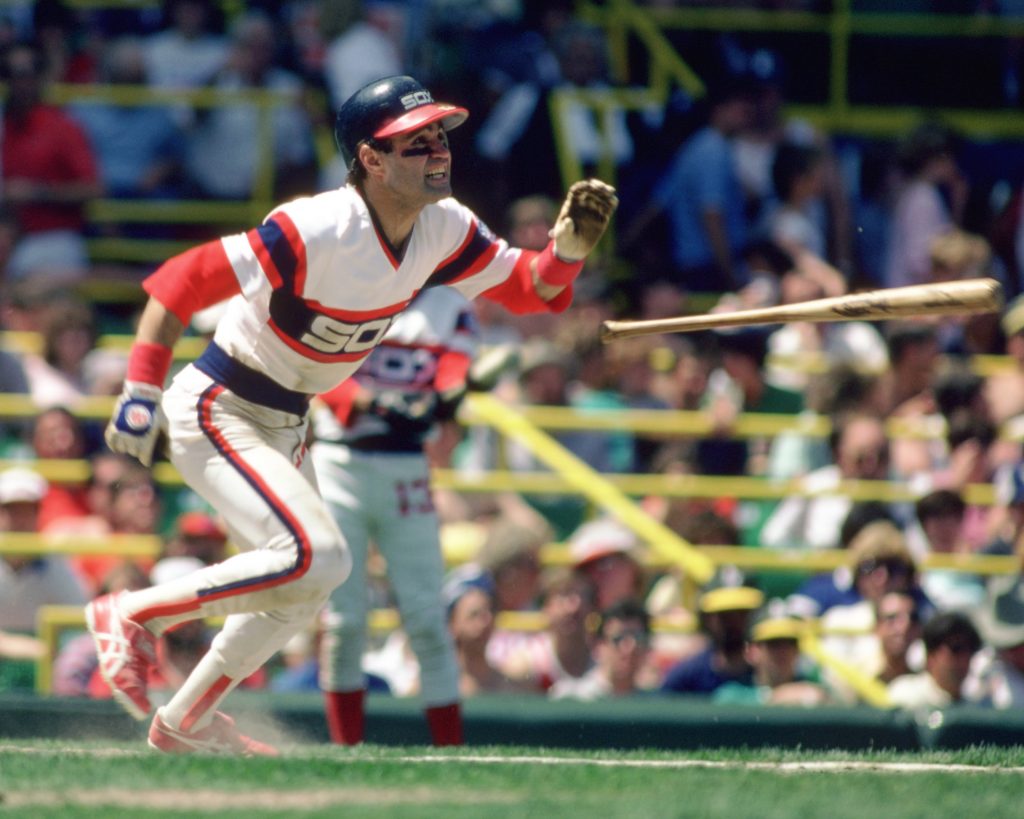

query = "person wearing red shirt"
[{"left": 0, "top": 41, "right": 102, "bottom": 282}]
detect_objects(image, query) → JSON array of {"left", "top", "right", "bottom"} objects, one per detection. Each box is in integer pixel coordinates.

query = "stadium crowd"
[{"left": 5, "top": 0, "right": 1024, "bottom": 720}]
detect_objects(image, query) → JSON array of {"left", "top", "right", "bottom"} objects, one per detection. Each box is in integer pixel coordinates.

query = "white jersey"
[
  {"left": 313, "top": 286, "right": 479, "bottom": 449},
  {"left": 211, "top": 185, "right": 519, "bottom": 396}
]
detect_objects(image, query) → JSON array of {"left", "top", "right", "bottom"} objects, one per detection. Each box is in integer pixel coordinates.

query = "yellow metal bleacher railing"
[{"left": 42, "top": 80, "right": 319, "bottom": 267}]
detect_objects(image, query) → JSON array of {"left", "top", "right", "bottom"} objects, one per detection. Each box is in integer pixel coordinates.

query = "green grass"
[{"left": 2, "top": 742, "right": 1024, "bottom": 818}]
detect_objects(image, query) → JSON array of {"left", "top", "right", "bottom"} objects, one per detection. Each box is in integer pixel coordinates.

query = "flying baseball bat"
[{"left": 600, "top": 278, "right": 1004, "bottom": 343}]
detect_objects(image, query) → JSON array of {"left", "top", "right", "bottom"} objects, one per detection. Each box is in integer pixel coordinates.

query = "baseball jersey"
[
  {"left": 198, "top": 186, "right": 540, "bottom": 397},
  {"left": 313, "top": 286, "right": 479, "bottom": 451}
]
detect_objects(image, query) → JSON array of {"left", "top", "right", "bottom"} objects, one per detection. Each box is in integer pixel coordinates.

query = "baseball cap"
[
  {"left": 699, "top": 585, "right": 765, "bottom": 614},
  {"left": 569, "top": 518, "right": 639, "bottom": 569},
  {"left": 175, "top": 511, "right": 227, "bottom": 541},
  {"left": 749, "top": 615, "right": 805, "bottom": 643},
  {"left": 0, "top": 467, "right": 48, "bottom": 505}
]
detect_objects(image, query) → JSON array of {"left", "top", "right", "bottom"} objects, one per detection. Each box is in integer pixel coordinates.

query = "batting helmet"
[{"left": 334, "top": 75, "right": 469, "bottom": 170}]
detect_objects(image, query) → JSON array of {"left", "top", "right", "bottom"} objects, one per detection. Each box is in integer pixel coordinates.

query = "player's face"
[{"left": 386, "top": 123, "right": 453, "bottom": 203}]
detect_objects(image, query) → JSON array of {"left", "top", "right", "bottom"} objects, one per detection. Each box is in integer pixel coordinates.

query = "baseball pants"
[
  {"left": 313, "top": 442, "right": 459, "bottom": 707},
  {"left": 119, "top": 365, "right": 352, "bottom": 732}
]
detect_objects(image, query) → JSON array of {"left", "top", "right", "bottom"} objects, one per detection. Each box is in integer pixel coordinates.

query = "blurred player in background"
[
  {"left": 88, "top": 73, "right": 617, "bottom": 755},
  {"left": 314, "top": 286, "right": 479, "bottom": 746}
]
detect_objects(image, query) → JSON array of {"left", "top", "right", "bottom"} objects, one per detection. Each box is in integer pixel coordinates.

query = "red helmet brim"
[{"left": 373, "top": 103, "right": 469, "bottom": 140}]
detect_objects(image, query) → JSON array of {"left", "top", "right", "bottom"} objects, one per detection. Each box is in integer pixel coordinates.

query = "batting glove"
[
  {"left": 105, "top": 382, "right": 165, "bottom": 467},
  {"left": 368, "top": 391, "right": 439, "bottom": 436},
  {"left": 551, "top": 179, "right": 619, "bottom": 261}
]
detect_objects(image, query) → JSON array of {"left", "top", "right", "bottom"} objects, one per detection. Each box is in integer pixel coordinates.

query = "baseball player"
[
  {"left": 88, "top": 74, "right": 617, "bottom": 755},
  {"left": 313, "top": 285, "right": 477, "bottom": 746}
]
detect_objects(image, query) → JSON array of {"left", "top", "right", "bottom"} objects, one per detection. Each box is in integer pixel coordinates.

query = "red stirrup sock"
[
  {"left": 425, "top": 702, "right": 464, "bottom": 746},
  {"left": 324, "top": 689, "right": 365, "bottom": 745}
]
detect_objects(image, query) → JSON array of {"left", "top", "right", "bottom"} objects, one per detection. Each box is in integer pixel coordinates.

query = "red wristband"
[
  {"left": 535, "top": 242, "right": 584, "bottom": 287},
  {"left": 126, "top": 342, "right": 173, "bottom": 388}
]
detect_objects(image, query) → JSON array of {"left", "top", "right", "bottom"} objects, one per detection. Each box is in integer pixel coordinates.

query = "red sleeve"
[
  {"left": 480, "top": 250, "right": 574, "bottom": 315},
  {"left": 318, "top": 379, "right": 363, "bottom": 426},
  {"left": 143, "top": 241, "right": 243, "bottom": 325}
]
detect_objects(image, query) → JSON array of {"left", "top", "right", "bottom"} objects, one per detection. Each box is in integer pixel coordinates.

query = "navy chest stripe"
[
  {"left": 427, "top": 226, "right": 494, "bottom": 286},
  {"left": 257, "top": 219, "right": 299, "bottom": 289}
]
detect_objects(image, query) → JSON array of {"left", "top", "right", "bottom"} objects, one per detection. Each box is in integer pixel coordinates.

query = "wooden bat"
[{"left": 600, "top": 278, "right": 1004, "bottom": 343}]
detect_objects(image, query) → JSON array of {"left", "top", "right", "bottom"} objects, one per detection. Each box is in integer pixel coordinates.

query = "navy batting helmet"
[{"left": 334, "top": 75, "right": 469, "bottom": 170}]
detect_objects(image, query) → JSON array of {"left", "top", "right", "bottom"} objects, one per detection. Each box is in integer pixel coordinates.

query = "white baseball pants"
[
  {"left": 313, "top": 442, "right": 459, "bottom": 707},
  {"left": 119, "top": 365, "right": 352, "bottom": 732}
]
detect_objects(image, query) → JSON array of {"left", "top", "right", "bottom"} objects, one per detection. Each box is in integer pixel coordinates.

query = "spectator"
[
  {"left": 501, "top": 339, "right": 621, "bottom": 538},
  {"left": 0, "top": 40, "right": 103, "bottom": 283},
  {"left": 698, "top": 327, "right": 803, "bottom": 545},
  {"left": 785, "top": 501, "right": 901, "bottom": 620},
  {"left": 818, "top": 521, "right": 934, "bottom": 701},
  {"left": 443, "top": 572, "right": 530, "bottom": 696},
  {"left": 761, "top": 141, "right": 829, "bottom": 258},
  {"left": 713, "top": 613, "right": 830, "bottom": 706},
  {"left": 887, "top": 610, "right": 982, "bottom": 709},
  {"left": 966, "top": 572, "right": 1024, "bottom": 709},
  {"left": 45, "top": 456, "right": 161, "bottom": 594},
  {"left": 0, "top": 467, "right": 89, "bottom": 634},
  {"left": 68, "top": 36, "right": 187, "bottom": 201},
  {"left": 660, "top": 578, "right": 764, "bottom": 696},
  {"left": 502, "top": 566, "right": 597, "bottom": 692},
  {"left": 568, "top": 516, "right": 647, "bottom": 612},
  {"left": 984, "top": 293, "right": 1024, "bottom": 426},
  {"left": 925, "top": 229, "right": 1001, "bottom": 354},
  {"left": 20, "top": 298, "right": 100, "bottom": 409},
  {"left": 549, "top": 598, "right": 653, "bottom": 700},
  {"left": 622, "top": 73, "right": 756, "bottom": 293},
  {"left": 29, "top": 406, "right": 93, "bottom": 530},
  {"left": 184, "top": 10, "right": 317, "bottom": 201},
  {"left": 143, "top": 0, "right": 227, "bottom": 92},
  {"left": 873, "top": 590, "right": 924, "bottom": 686},
  {"left": 911, "top": 489, "right": 986, "bottom": 611},
  {"left": 761, "top": 412, "right": 891, "bottom": 552},
  {"left": 320, "top": 0, "right": 402, "bottom": 113},
  {"left": 883, "top": 122, "right": 967, "bottom": 289},
  {"left": 472, "top": 517, "right": 547, "bottom": 673},
  {"left": 984, "top": 460, "right": 1024, "bottom": 556},
  {"left": 473, "top": 21, "right": 633, "bottom": 215}
]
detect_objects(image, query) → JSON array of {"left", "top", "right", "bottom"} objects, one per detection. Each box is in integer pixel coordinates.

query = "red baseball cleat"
[
  {"left": 85, "top": 591, "right": 156, "bottom": 720},
  {"left": 148, "top": 709, "right": 279, "bottom": 756}
]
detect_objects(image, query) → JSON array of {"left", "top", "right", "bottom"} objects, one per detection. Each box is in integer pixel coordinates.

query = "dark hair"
[
  {"left": 595, "top": 598, "right": 651, "bottom": 639},
  {"left": 915, "top": 489, "right": 966, "bottom": 526},
  {"left": 741, "top": 237, "right": 795, "bottom": 278},
  {"left": 922, "top": 610, "right": 981, "bottom": 654},
  {"left": 945, "top": 410, "right": 995, "bottom": 451},
  {"left": 897, "top": 122, "right": 960, "bottom": 177},
  {"left": 840, "top": 501, "right": 898, "bottom": 549},
  {"left": 884, "top": 322, "right": 937, "bottom": 364},
  {"left": 771, "top": 142, "right": 823, "bottom": 202},
  {"left": 932, "top": 367, "right": 983, "bottom": 420}
]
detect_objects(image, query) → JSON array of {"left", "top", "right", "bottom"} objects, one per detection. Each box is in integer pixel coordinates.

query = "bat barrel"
[{"left": 600, "top": 278, "right": 1004, "bottom": 343}]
